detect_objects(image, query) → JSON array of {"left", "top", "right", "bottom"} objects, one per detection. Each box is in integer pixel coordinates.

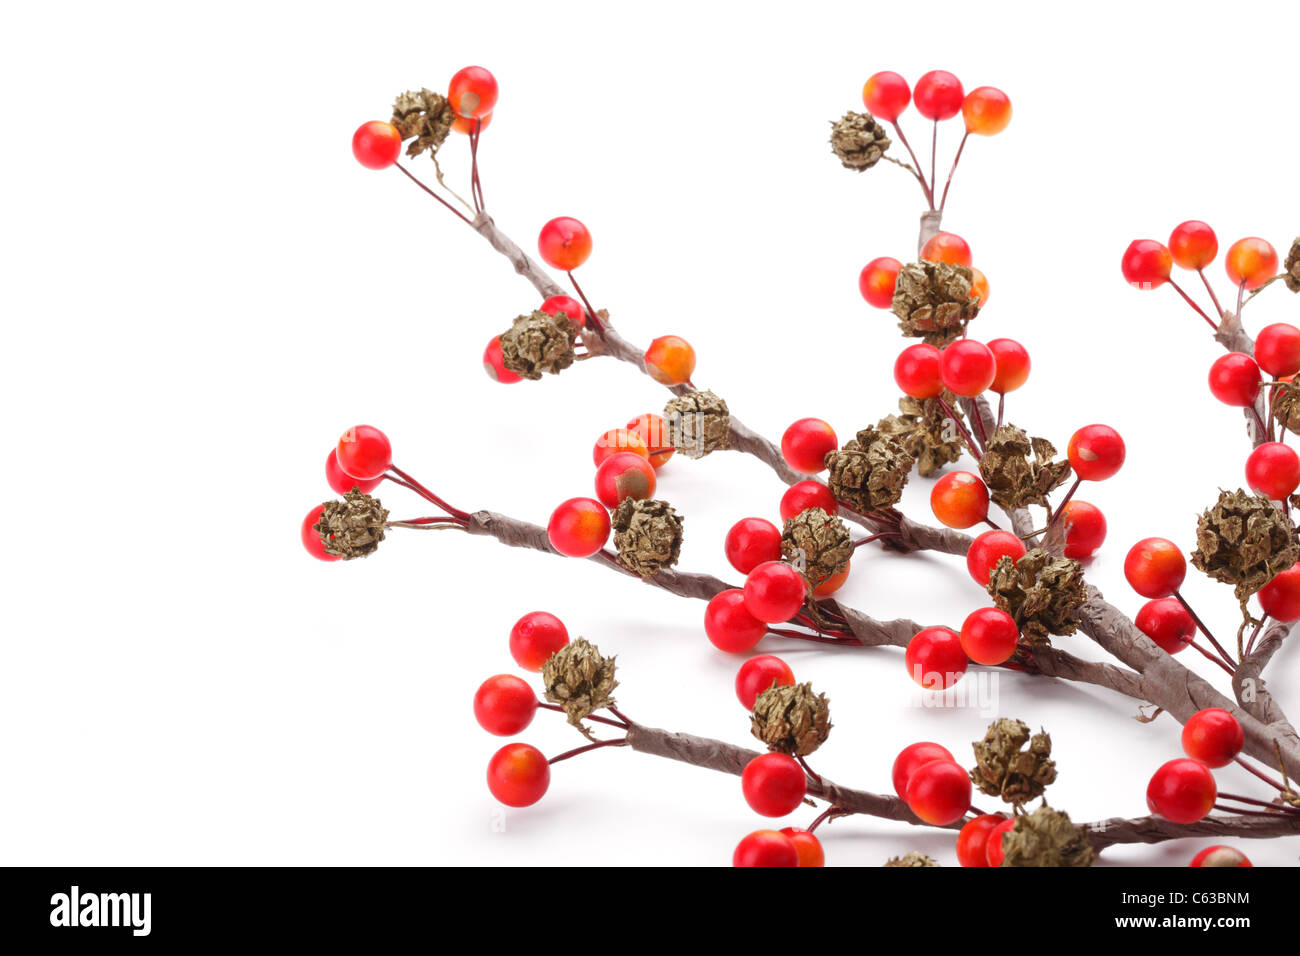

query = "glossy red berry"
[
  {"left": 546, "top": 497, "right": 611, "bottom": 558},
  {"left": 1259, "top": 563, "right": 1300, "bottom": 621},
  {"left": 862, "top": 71, "right": 911, "bottom": 121},
  {"left": 336, "top": 425, "right": 392, "bottom": 481},
  {"left": 905, "top": 758, "right": 972, "bottom": 825},
  {"left": 1189, "top": 845, "right": 1252, "bottom": 867},
  {"left": 913, "top": 70, "right": 964, "bottom": 120},
  {"left": 509, "top": 611, "right": 569, "bottom": 671},
  {"left": 859, "top": 256, "right": 902, "bottom": 309},
  {"left": 1246, "top": 442, "right": 1300, "bottom": 500},
  {"left": 1067, "top": 424, "right": 1125, "bottom": 481},
  {"left": 486, "top": 743, "right": 550, "bottom": 807},
  {"left": 781, "top": 418, "right": 838, "bottom": 474},
  {"left": 594, "top": 452, "right": 656, "bottom": 508},
  {"left": 1181, "top": 708, "right": 1243, "bottom": 768},
  {"left": 987, "top": 338, "right": 1031, "bottom": 394},
  {"left": 644, "top": 335, "right": 696, "bottom": 386},
  {"left": 905, "top": 627, "right": 968, "bottom": 689},
  {"left": 743, "top": 561, "right": 808, "bottom": 623},
  {"left": 1061, "top": 500, "right": 1107, "bottom": 559},
  {"left": 540, "top": 294, "right": 586, "bottom": 330},
  {"left": 779, "top": 827, "right": 825, "bottom": 867},
  {"left": 325, "top": 449, "right": 382, "bottom": 496},
  {"left": 741, "top": 753, "right": 807, "bottom": 817},
  {"left": 780, "top": 481, "right": 839, "bottom": 522},
  {"left": 725, "top": 518, "right": 783, "bottom": 575},
  {"left": 956, "top": 814, "right": 1006, "bottom": 867},
  {"left": 892, "top": 742, "right": 955, "bottom": 798},
  {"left": 473, "top": 675, "right": 539, "bottom": 736},
  {"left": 735, "top": 655, "right": 796, "bottom": 709},
  {"left": 895, "top": 343, "right": 944, "bottom": 399},
  {"left": 733, "top": 829, "right": 799, "bottom": 867},
  {"left": 1121, "top": 239, "right": 1173, "bottom": 290},
  {"left": 705, "top": 589, "right": 768, "bottom": 653},
  {"left": 959, "top": 607, "right": 1019, "bottom": 665},
  {"left": 593, "top": 428, "right": 650, "bottom": 467},
  {"left": 1207, "top": 353, "right": 1262, "bottom": 407},
  {"left": 1168, "top": 220, "right": 1218, "bottom": 271},
  {"left": 351, "top": 121, "right": 401, "bottom": 169},
  {"left": 1147, "top": 758, "right": 1217, "bottom": 824},
  {"left": 626, "top": 414, "right": 674, "bottom": 468},
  {"left": 930, "top": 471, "right": 990, "bottom": 529},
  {"left": 962, "top": 87, "right": 1012, "bottom": 135},
  {"left": 1135, "top": 598, "right": 1195, "bottom": 655},
  {"left": 537, "top": 216, "right": 592, "bottom": 271},
  {"left": 447, "top": 65, "right": 498, "bottom": 119},
  {"left": 301, "top": 505, "right": 339, "bottom": 562},
  {"left": 966, "top": 530, "right": 1027, "bottom": 586},
  {"left": 483, "top": 335, "right": 523, "bottom": 384},
  {"left": 985, "top": 817, "right": 1017, "bottom": 866},
  {"left": 940, "top": 339, "right": 997, "bottom": 398},
  {"left": 1255, "top": 324, "right": 1300, "bottom": 378},
  {"left": 1225, "top": 237, "right": 1278, "bottom": 290},
  {"left": 1124, "top": 538, "right": 1187, "bottom": 598},
  {"left": 921, "top": 232, "right": 973, "bottom": 268}
]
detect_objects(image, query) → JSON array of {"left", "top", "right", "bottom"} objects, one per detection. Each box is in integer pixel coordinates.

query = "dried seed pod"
[
  {"left": 390, "top": 88, "right": 455, "bottom": 160},
  {"left": 1000, "top": 805, "right": 1095, "bottom": 868},
  {"left": 1274, "top": 379, "right": 1300, "bottom": 435},
  {"left": 891, "top": 260, "right": 981, "bottom": 345},
  {"left": 611, "top": 498, "right": 683, "bottom": 577},
  {"left": 1191, "top": 489, "right": 1299, "bottom": 604},
  {"left": 986, "top": 548, "right": 1087, "bottom": 645},
  {"left": 663, "top": 390, "right": 730, "bottom": 459},
  {"left": 314, "top": 489, "right": 389, "bottom": 559},
  {"left": 876, "top": 392, "right": 965, "bottom": 477},
  {"left": 978, "top": 425, "right": 1073, "bottom": 509},
  {"left": 825, "top": 425, "right": 914, "bottom": 512},
  {"left": 750, "top": 682, "right": 831, "bottom": 757},
  {"left": 884, "top": 852, "right": 940, "bottom": 867},
  {"left": 781, "top": 507, "right": 852, "bottom": 588},
  {"left": 542, "top": 638, "right": 618, "bottom": 738},
  {"left": 970, "top": 718, "right": 1057, "bottom": 805},
  {"left": 498, "top": 310, "right": 576, "bottom": 379},
  {"left": 829, "top": 111, "right": 892, "bottom": 171},
  {"left": 1284, "top": 238, "right": 1300, "bottom": 293}
]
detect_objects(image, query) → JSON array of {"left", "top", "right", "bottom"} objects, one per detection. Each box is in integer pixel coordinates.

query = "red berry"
[
  {"left": 483, "top": 335, "right": 523, "bottom": 384},
  {"left": 985, "top": 817, "right": 1017, "bottom": 866},
  {"left": 325, "top": 449, "right": 382, "bottom": 496},
  {"left": 486, "top": 743, "right": 550, "bottom": 807},
  {"left": 704, "top": 589, "right": 768, "bottom": 653},
  {"left": 337, "top": 425, "right": 392, "bottom": 481},
  {"left": 1121, "top": 239, "right": 1173, "bottom": 289},
  {"left": 301, "top": 504, "right": 340, "bottom": 562},
  {"left": 956, "top": 814, "right": 1006, "bottom": 867},
  {"left": 626, "top": 414, "right": 674, "bottom": 468},
  {"left": 1225, "top": 237, "right": 1278, "bottom": 290},
  {"left": 735, "top": 655, "right": 796, "bottom": 710},
  {"left": 905, "top": 758, "right": 971, "bottom": 825},
  {"left": 1207, "top": 353, "right": 1262, "bottom": 407},
  {"left": 959, "top": 607, "right": 1019, "bottom": 665},
  {"left": 351, "top": 121, "right": 401, "bottom": 170},
  {"left": 862, "top": 71, "right": 911, "bottom": 121},
  {"left": 644, "top": 335, "right": 696, "bottom": 386},
  {"left": 1181, "top": 708, "right": 1244, "bottom": 768},
  {"left": 1135, "top": 598, "right": 1195, "bottom": 655},
  {"left": 940, "top": 339, "right": 997, "bottom": 398},
  {"left": 779, "top": 827, "right": 825, "bottom": 867},
  {"left": 1061, "top": 500, "right": 1107, "bottom": 559},
  {"left": 447, "top": 65, "right": 499, "bottom": 119},
  {"left": 509, "top": 611, "right": 570, "bottom": 671},
  {"left": 913, "top": 70, "right": 964, "bottom": 120},
  {"left": 538, "top": 216, "right": 592, "bottom": 271},
  {"left": 781, "top": 418, "right": 838, "bottom": 474},
  {"left": 930, "top": 471, "right": 990, "bottom": 529},
  {"left": 540, "top": 294, "right": 586, "bottom": 331},
  {"left": 741, "top": 753, "right": 807, "bottom": 817},
  {"left": 733, "top": 829, "right": 799, "bottom": 867},
  {"left": 743, "top": 561, "right": 808, "bottom": 623},
  {"left": 473, "top": 675, "right": 539, "bottom": 736},
  {"left": 1189, "top": 845, "right": 1252, "bottom": 867},
  {"left": 905, "top": 627, "right": 968, "bottom": 689},
  {"left": 892, "top": 742, "right": 955, "bottom": 798},
  {"left": 725, "top": 518, "right": 783, "bottom": 575},
  {"left": 1124, "top": 537, "right": 1187, "bottom": 598},
  {"left": 450, "top": 112, "right": 494, "bottom": 135},
  {"left": 593, "top": 428, "right": 650, "bottom": 467},
  {"left": 987, "top": 338, "right": 1031, "bottom": 394},
  {"left": 859, "top": 256, "right": 902, "bottom": 309},
  {"left": 1169, "top": 220, "right": 1218, "bottom": 271},
  {"left": 1256, "top": 324, "right": 1300, "bottom": 378},
  {"left": 546, "top": 497, "right": 611, "bottom": 558},
  {"left": 1246, "top": 441, "right": 1300, "bottom": 499},
  {"left": 1259, "top": 563, "right": 1300, "bottom": 621},
  {"left": 966, "top": 530, "right": 1027, "bottom": 586},
  {"left": 780, "top": 481, "right": 839, "bottom": 522},
  {"left": 1067, "top": 424, "right": 1125, "bottom": 481},
  {"left": 921, "top": 232, "right": 973, "bottom": 268},
  {"left": 594, "top": 452, "right": 656, "bottom": 507},
  {"left": 962, "top": 87, "right": 1012, "bottom": 135},
  {"left": 1146, "top": 758, "right": 1217, "bottom": 824},
  {"left": 894, "top": 343, "right": 944, "bottom": 399}
]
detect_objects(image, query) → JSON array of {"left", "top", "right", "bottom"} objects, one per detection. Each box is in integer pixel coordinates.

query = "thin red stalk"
[
  {"left": 1167, "top": 278, "right": 1218, "bottom": 331},
  {"left": 1237, "top": 281, "right": 1246, "bottom": 317},
  {"left": 1042, "top": 477, "right": 1081, "bottom": 530},
  {"left": 468, "top": 119, "right": 485, "bottom": 212},
  {"left": 797, "top": 755, "right": 823, "bottom": 786},
  {"left": 1174, "top": 590, "right": 1237, "bottom": 670},
  {"left": 1186, "top": 639, "right": 1240, "bottom": 678},
  {"left": 566, "top": 271, "right": 606, "bottom": 333},
  {"left": 537, "top": 702, "right": 629, "bottom": 729},
  {"left": 937, "top": 130, "right": 969, "bottom": 213},
  {"left": 393, "top": 162, "right": 474, "bottom": 226},
  {"left": 1217, "top": 791, "right": 1300, "bottom": 815},
  {"left": 806, "top": 805, "right": 851, "bottom": 834},
  {"left": 1213, "top": 803, "right": 1291, "bottom": 818},
  {"left": 1198, "top": 268, "right": 1225, "bottom": 318},
  {"left": 929, "top": 120, "right": 937, "bottom": 209},
  {"left": 549, "top": 738, "right": 628, "bottom": 764},
  {"left": 1245, "top": 617, "right": 1269, "bottom": 658},
  {"left": 766, "top": 626, "right": 862, "bottom": 646},
  {"left": 1234, "top": 755, "right": 1289, "bottom": 794},
  {"left": 996, "top": 392, "right": 1005, "bottom": 429},
  {"left": 606, "top": 706, "right": 634, "bottom": 727},
  {"left": 889, "top": 121, "right": 933, "bottom": 206},
  {"left": 853, "top": 531, "right": 902, "bottom": 549},
  {"left": 387, "top": 465, "right": 471, "bottom": 521},
  {"left": 934, "top": 395, "right": 982, "bottom": 459}
]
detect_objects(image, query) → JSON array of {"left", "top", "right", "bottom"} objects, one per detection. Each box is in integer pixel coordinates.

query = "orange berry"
[
  {"left": 1225, "top": 237, "right": 1279, "bottom": 290},
  {"left": 969, "top": 267, "right": 990, "bottom": 306},
  {"left": 644, "top": 335, "right": 696, "bottom": 386},
  {"left": 930, "top": 471, "right": 990, "bottom": 529},
  {"left": 962, "top": 87, "right": 1012, "bottom": 136},
  {"left": 813, "top": 562, "right": 850, "bottom": 597},
  {"left": 593, "top": 428, "right": 649, "bottom": 467},
  {"left": 627, "top": 413, "right": 674, "bottom": 468},
  {"left": 920, "top": 231, "right": 972, "bottom": 267},
  {"left": 451, "top": 111, "right": 494, "bottom": 135}
]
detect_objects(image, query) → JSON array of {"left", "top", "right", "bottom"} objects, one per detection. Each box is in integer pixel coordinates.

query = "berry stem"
[
  {"left": 806, "top": 805, "right": 852, "bottom": 833},
  {"left": 1167, "top": 278, "right": 1218, "bottom": 331},
  {"left": 937, "top": 130, "right": 969, "bottom": 214},
  {"left": 1236, "top": 280, "right": 1246, "bottom": 318},
  {"left": 548, "top": 737, "right": 629, "bottom": 764},
  {"left": 933, "top": 395, "right": 983, "bottom": 459},
  {"left": 797, "top": 755, "right": 823, "bottom": 785},
  {"left": 889, "top": 120, "right": 934, "bottom": 207},
  {"left": 1042, "top": 477, "right": 1081, "bottom": 531},
  {"left": 566, "top": 271, "right": 607, "bottom": 333},
  {"left": 386, "top": 466, "right": 471, "bottom": 521},
  {"left": 1173, "top": 590, "right": 1237, "bottom": 669},
  {"left": 393, "top": 162, "right": 474, "bottom": 226},
  {"left": 852, "top": 531, "right": 903, "bottom": 549},
  {"left": 387, "top": 517, "right": 467, "bottom": 530},
  {"left": 1197, "top": 267, "right": 1225, "bottom": 318},
  {"left": 1233, "top": 754, "right": 1290, "bottom": 794},
  {"left": 929, "top": 120, "right": 938, "bottom": 211},
  {"left": 996, "top": 392, "right": 1005, "bottom": 430},
  {"left": 1216, "top": 792, "right": 1300, "bottom": 815},
  {"left": 1245, "top": 615, "right": 1269, "bottom": 658},
  {"left": 538, "top": 702, "right": 629, "bottom": 729},
  {"left": 1186, "top": 639, "right": 1240, "bottom": 678},
  {"left": 468, "top": 119, "right": 486, "bottom": 213}
]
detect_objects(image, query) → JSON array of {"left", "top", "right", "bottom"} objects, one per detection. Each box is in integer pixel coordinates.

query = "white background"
[{"left": 3, "top": 0, "right": 1299, "bottom": 866}]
